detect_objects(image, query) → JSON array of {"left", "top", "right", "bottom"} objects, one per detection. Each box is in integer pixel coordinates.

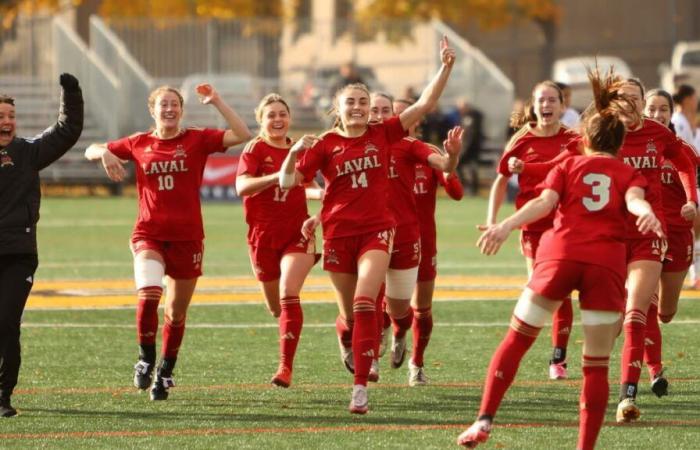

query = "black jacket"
[{"left": 0, "top": 84, "right": 83, "bottom": 255}]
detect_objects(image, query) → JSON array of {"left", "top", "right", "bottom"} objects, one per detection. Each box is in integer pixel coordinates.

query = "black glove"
[{"left": 59, "top": 73, "right": 80, "bottom": 92}]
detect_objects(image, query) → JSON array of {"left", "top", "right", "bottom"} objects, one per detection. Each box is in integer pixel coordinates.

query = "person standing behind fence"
[
  {"left": 235, "top": 93, "right": 322, "bottom": 388},
  {"left": 85, "top": 84, "right": 251, "bottom": 401},
  {"left": 0, "top": 73, "right": 83, "bottom": 417}
]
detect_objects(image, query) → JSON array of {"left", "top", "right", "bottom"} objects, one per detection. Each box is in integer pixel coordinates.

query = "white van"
[
  {"left": 659, "top": 41, "right": 700, "bottom": 93},
  {"left": 552, "top": 56, "right": 633, "bottom": 111}
]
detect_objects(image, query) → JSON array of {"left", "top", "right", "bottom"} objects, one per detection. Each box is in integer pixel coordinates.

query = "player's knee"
[
  {"left": 581, "top": 310, "right": 621, "bottom": 326},
  {"left": 385, "top": 267, "right": 418, "bottom": 300},
  {"left": 268, "top": 306, "right": 281, "bottom": 318},
  {"left": 165, "top": 311, "right": 186, "bottom": 326},
  {"left": 134, "top": 258, "right": 165, "bottom": 290},
  {"left": 659, "top": 311, "right": 676, "bottom": 323},
  {"left": 513, "top": 297, "right": 551, "bottom": 328}
]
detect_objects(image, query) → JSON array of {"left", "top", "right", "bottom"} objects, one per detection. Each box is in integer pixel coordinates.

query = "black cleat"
[
  {"left": 651, "top": 369, "right": 669, "bottom": 398},
  {"left": 150, "top": 372, "right": 175, "bottom": 401},
  {"left": 0, "top": 397, "right": 17, "bottom": 418},
  {"left": 133, "top": 360, "right": 154, "bottom": 390}
]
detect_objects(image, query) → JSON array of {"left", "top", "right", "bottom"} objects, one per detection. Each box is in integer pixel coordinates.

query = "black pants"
[{"left": 0, "top": 254, "right": 38, "bottom": 399}]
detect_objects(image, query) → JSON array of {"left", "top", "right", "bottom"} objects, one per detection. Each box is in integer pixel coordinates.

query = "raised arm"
[
  {"left": 196, "top": 84, "right": 252, "bottom": 147},
  {"left": 477, "top": 189, "right": 559, "bottom": 255},
  {"left": 33, "top": 73, "right": 84, "bottom": 170},
  {"left": 398, "top": 36, "right": 456, "bottom": 131},
  {"left": 279, "top": 135, "right": 319, "bottom": 189},
  {"left": 426, "top": 126, "right": 463, "bottom": 173}
]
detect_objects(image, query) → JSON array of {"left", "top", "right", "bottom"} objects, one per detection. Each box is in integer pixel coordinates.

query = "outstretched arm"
[
  {"left": 279, "top": 135, "right": 319, "bottom": 189},
  {"left": 625, "top": 186, "right": 664, "bottom": 237},
  {"left": 33, "top": 73, "right": 84, "bottom": 170},
  {"left": 398, "top": 36, "right": 456, "bottom": 131},
  {"left": 235, "top": 173, "right": 279, "bottom": 197},
  {"left": 426, "top": 126, "right": 463, "bottom": 173},
  {"left": 196, "top": 84, "right": 252, "bottom": 147},
  {"left": 85, "top": 143, "right": 128, "bottom": 182}
]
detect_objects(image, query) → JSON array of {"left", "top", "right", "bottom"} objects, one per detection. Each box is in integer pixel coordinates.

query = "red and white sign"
[{"left": 202, "top": 155, "right": 239, "bottom": 186}]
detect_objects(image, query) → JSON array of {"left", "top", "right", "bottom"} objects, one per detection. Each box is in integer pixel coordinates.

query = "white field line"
[{"left": 20, "top": 319, "right": 700, "bottom": 329}]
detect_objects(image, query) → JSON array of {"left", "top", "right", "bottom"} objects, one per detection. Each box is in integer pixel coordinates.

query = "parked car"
[
  {"left": 552, "top": 56, "right": 633, "bottom": 111},
  {"left": 660, "top": 41, "right": 700, "bottom": 93}
]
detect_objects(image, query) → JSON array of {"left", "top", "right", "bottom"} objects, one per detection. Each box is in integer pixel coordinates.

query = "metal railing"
[
  {"left": 89, "top": 16, "right": 155, "bottom": 136},
  {"left": 52, "top": 17, "right": 120, "bottom": 140}
]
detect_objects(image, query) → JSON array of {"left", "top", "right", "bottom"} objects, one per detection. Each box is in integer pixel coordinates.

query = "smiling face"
[
  {"left": 617, "top": 83, "right": 644, "bottom": 128},
  {"left": 260, "top": 101, "right": 290, "bottom": 141},
  {"left": 369, "top": 95, "right": 393, "bottom": 125},
  {"left": 337, "top": 87, "right": 370, "bottom": 129},
  {"left": 533, "top": 85, "right": 563, "bottom": 127},
  {"left": 645, "top": 94, "right": 672, "bottom": 127},
  {"left": 149, "top": 89, "right": 183, "bottom": 132},
  {"left": 0, "top": 102, "right": 16, "bottom": 148}
]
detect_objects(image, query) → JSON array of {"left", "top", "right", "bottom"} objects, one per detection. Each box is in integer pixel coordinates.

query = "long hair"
[
  {"left": 645, "top": 88, "right": 675, "bottom": 132},
  {"left": 672, "top": 84, "right": 696, "bottom": 106},
  {"left": 329, "top": 82, "right": 370, "bottom": 131},
  {"left": 510, "top": 80, "right": 563, "bottom": 129}
]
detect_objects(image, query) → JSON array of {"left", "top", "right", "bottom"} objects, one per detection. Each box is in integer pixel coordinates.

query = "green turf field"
[{"left": 4, "top": 197, "right": 700, "bottom": 449}]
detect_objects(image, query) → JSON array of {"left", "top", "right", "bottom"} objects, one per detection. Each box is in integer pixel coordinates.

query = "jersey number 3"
[{"left": 582, "top": 173, "right": 611, "bottom": 212}]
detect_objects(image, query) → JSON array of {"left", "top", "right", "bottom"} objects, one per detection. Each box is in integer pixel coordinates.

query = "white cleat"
[
  {"left": 338, "top": 337, "right": 354, "bottom": 374},
  {"left": 349, "top": 384, "right": 369, "bottom": 414},
  {"left": 369, "top": 359, "right": 379, "bottom": 383},
  {"left": 408, "top": 359, "right": 427, "bottom": 386},
  {"left": 390, "top": 335, "right": 407, "bottom": 369}
]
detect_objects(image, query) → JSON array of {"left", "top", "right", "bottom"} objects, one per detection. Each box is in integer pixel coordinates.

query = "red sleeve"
[
  {"left": 666, "top": 137, "right": 699, "bottom": 203},
  {"left": 628, "top": 170, "right": 648, "bottom": 190},
  {"left": 384, "top": 116, "right": 408, "bottom": 144},
  {"left": 410, "top": 140, "right": 437, "bottom": 164},
  {"left": 296, "top": 140, "right": 325, "bottom": 183},
  {"left": 542, "top": 161, "right": 567, "bottom": 196},
  {"left": 522, "top": 148, "right": 577, "bottom": 178},
  {"left": 439, "top": 171, "right": 464, "bottom": 200},
  {"left": 200, "top": 128, "right": 227, "bottom": 155},
  {"left": 106, "top": 136, "right": 134, "bottom": 161},
  {"left": 236, "top": 145, "right": 260, "bottom": 177}
]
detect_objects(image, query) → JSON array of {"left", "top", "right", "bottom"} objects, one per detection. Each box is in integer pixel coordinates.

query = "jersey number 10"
[{"left": 582, "top": 173, "right": 611, "bottom": 212}]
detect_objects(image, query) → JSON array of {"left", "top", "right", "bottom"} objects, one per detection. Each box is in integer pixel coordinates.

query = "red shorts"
[
  {"left": 130, "top": 238, "right": 203, "bottom": 279},
  {"left": 626, "top": 237, "right": 667, "bottom": 264},
  {"left": 663, "top": 228, "right": 693, "bottom": 273},
  {"left": 520, "top": 230, "right": 543, "bottom": 259},
  {"left": 390, "top": 239, "right": 421, "bottom": 270},
  {"left": 417, "top": 245, "right": 437, "bottom": 282},
  {"left": 323, "top": 228, "right": 394, "bottom": 273},
  {"left": 528, "top": 259, "right": 625, "bottom": 312},
  {"left": 248, "top": 235, "right": 318, "bottom": 282}
]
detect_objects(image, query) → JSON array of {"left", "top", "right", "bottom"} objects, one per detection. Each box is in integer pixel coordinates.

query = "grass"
[{"left": 2, "top": 197, "right": 699, "bottom": 448}]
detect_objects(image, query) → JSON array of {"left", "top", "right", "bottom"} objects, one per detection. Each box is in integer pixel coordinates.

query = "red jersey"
[
  {"left": 237, "top": 136, "right": 309, "bottom": 248},
  {"left": 388, "top": 137, "right": 435, "bottom": 241},
  {"left": 619, "top": 118, "right": 697, "bottom": 238},
  {"left": 660, "top": 141, "right": 698, "bottom": 230},
  {"left": 108, "top": 128, "right": 226, "bottom": 241},
  {"left": 537, "top": 155, "right": 647, "bottom": 277},
  {"left": 414, "top": 164, "right": 463, "bottom": 244},
  {"left": 498, "top": 124, "right": 578, "bottom": 231},
  {"left": 296, "top": 116, "right": 406, "bottom": 239}
]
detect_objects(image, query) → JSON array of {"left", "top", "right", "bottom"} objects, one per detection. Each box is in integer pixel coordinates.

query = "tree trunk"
[{"left": 537, "top": 19, "right": 557, "bottom": 81}]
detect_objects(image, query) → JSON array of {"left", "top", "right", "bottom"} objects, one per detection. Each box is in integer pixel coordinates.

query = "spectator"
[
  {"left": 555, "top": 82, "right": 580, "bottom": 128},
  {"left": 454, "top": 99, "right": 484, "bottom": 196},
  {"left": 328, "top": 62, "right": 365, "bottom": 99}
]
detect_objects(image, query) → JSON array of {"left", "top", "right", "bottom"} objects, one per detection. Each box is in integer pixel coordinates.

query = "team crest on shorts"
[{"left": 325, "top": 249, "right": 340, "bottom": 265}]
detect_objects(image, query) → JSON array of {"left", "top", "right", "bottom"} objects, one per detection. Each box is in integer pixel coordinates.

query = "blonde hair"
[
  {"left": 255, "top": 93, "right": 291, "bottom": 124},
  {"left": 330, "top": 82, "right": 370, "bottom": 130},
  {"left": 147, "top": 86, "right": 184, "bottom": 113}
]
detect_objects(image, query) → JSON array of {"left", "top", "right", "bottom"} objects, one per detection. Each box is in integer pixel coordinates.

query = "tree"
[{"left": 357, "top": 0, "right": 562, "bottom": 80}]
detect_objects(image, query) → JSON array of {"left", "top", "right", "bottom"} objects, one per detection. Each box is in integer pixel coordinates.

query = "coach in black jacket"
[{"left": 0, "top": 73, "right": 83, "bottom": 417}]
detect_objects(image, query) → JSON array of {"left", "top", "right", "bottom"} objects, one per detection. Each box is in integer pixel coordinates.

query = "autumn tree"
[{"left": 358, "top": 0, "right": 562, "bottom": 80}]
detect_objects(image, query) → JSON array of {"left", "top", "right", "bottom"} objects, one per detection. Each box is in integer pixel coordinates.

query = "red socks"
[
  {"left": 136, "top": 286, "right": 162, "bottom": 345},
  {"left": 551, "top": 296, "right": 573, "bottom": 359},
  {"left": 479, "top": 316, "right": 541, "bottom": 417},
  {"left": 279, "top": 296, "right": 303, "bottom": 370},
  {"left": 643, "top": 297, "right": 662, "bottom": 379},
  {"left": 391, "top": 305, "right": 414, "bottom": 339},
  {"left": 336, "top": 315, "right": 354, "bottom": 349},
  {"left": 162, "top": 317, "right": 186, "bottom": 360},
  {"left": 620, "top": 309, "right": 647, "bottom": 397},
  {"left": 577, "top": 356, "right": 610, "bottom": 450},
  {"left": 352, "top": 296, "right": 377, "bottom": 386},
  {"left": 374, "top": 285, "right": 386, "bottom": 357},
  {"left": 411, "top": 307, "right": 433, "bottom": 367}
]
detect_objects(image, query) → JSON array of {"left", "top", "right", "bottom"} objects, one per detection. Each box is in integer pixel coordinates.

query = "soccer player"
[
  {"left": 642, "top": 89, "right": 698, "bottom": 397},
  {"left": 85, "top": 84, "right": 251, "bottom": 401},
  {"left": 486, "top": 81, "right": 579, "bottom": 380},
  {"left": 279, "top": 36, "right": 456, "bottom": 414},
  {"left": 0, "top": 74, "right": 83, "bottom": 417},
  {"left": 458, "top": 68, "right": 663, "bottom": 450},
  {"left": 235, "top": 93, "right": 321, "bottom": 388},
  {"left": 368, "top": 93, "right": 463, "bottom": 384}
]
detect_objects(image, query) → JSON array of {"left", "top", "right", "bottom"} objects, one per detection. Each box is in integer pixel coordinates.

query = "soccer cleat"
[
  {"left": 408, "top": 359, "right": 427, "bottom": 386},
  {"left": 0, "top": 397, "right": 17, "bottom": 418},
  {"left": 548, "top": 361, "right": 568, "bottom": 380},
  {"left": 390, "top": 335, "right": 407, "bottom": 369},
  {"left": 368, "top": 359, "right": 379, "bottom": 383},
  {"left": 349, "top": 384, "right": 369, "bottom": 414},
  {"left": 338, "top": 337, "right": 355, "bottom": 374},
  {"left": 651, "top": 369, "right": 669, "bottom": 398},
  {"left": 150, "top": 373, "right": 175, "bottom": 401},
  {"left": 457, "top": 419, "right": 492, "bottom": 448},
  {"left": 133, "top": 360, "right": 154, "bottom": 390},
  {"left": 616, "top": 397, "right": 640, "bottom": 423},
  {"left": 378, "top": 326, "right": 390, "bottom": 357},
  {"left": 271, "top": 365, "right": 292, "bottom": 388}
]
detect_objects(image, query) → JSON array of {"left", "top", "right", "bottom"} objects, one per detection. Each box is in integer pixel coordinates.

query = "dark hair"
[
  {"left": 645, "top": 89, "right": 675, "bottom": 132},
  {"left": 330, "top": 82, "right": 370, "bottom": 130},
  {"left": 0, "top": 94, "right": 15, "bottom": 106},
  {"left": 510, "top": 80, "right": 564, "bottom": 129},
  {"left": 582, "top": 67, "right": 638, "bottom": 155},
  {"left": 672, "top": 84, "right": 696, "bottom": 105},
  {"left": 555, "top": 81, "right": 570, "bottom": 91},
  {"left": 624, "top": 77, "right": 645, "bottom": 97}
]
